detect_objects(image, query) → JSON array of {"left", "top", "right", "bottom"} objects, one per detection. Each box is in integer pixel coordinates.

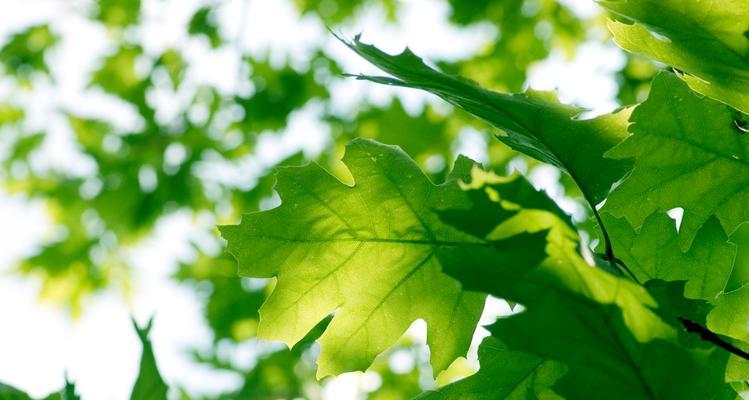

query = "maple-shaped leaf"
[
  {"left": 416, "top": 336, "right": 566, "bottom": 400},
  {"left": 604, "top": 213, "right": 736, "bottom": 302},
  {"left": 604, "top": 72, "right": 749, "bottom": 249},
  {"left": 600, "top": 0, "right": 749, "bottom": 114},
  {"left": 434, "top": 180, "right": 736, "bottom": 399},
  {"left": 339, "top": 34, "right": 631, "bottom": 204},
  {"left": 220, "top": 139, "right": 547, "bottom": 377}
]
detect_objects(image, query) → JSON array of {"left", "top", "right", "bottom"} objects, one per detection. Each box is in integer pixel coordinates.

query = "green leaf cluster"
[
  {"left": 10, "top": 0, "right": 749, "bottom": 398},
  {"left": 221, "top": 2, "right": 749, "bottom": 397}
]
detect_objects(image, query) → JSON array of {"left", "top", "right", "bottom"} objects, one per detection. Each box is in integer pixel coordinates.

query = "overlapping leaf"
[
  {"left": 600, "top": 0, "right": 749, "bottom": 114},
  {"left": 604, "top": 212, "right": 749, "bottom": 382},
  {"left": 485, "top": 291, "right": 733, "bottom": 400},
  {"left": 416, "top": 337, "right": 566, "bottom": 400},
  {"left": 604, "top": 72, "right": 749, "bottom": 249},
  {"left": 604, "top": 213, "right": 736, "bottom": 302},
  {"left": 433, "top": 176, "right": 736, "bottom": 400},
  {"left": 340, "top": 35, "right": 631, "bottom": 204},
  {"left": 220, "top": 139, "right": 548, "bottom": 377}
]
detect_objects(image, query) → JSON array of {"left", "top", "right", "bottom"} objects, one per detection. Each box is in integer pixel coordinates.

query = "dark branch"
[{"left": 678, "top": 317, "right": 749, "bottom": 361}]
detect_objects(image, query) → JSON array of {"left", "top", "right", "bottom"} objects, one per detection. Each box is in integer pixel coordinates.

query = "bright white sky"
[{"left": 0, "top": 0, "right": 625, "bottom": 398}]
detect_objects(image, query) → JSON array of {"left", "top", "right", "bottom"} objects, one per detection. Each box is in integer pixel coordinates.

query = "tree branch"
[{"left": 678, "top": 317, "right": 749, "bottom": 361}]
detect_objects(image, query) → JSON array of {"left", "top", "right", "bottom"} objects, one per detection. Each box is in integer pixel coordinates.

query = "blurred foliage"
[
  {"left": 294, "top": 0, "right": 398, "bottom": 23},
  {"left": 614, "top": 53, "right": 658, "bottom": 105},
  {"left": 442, "top": 0, "right": 584, "bottom": 92},
  {"left": 131, "top": 319, "right": 169, "bottom": 400},
  {"left": 0, "top": 320, "right": 165, "bottom": 400},
  {"left": 0, "top": 0, "right": 636, "bottom": 397},
  {"left": 0, "top": 25, "right": 58, "bottom": 84},
  {"left": 94, "top": 0, "right": 141, "bottom": 28},
  {"left": 188, "top": 6, "right": 222, "bottom": 48},
  {"left": 0, "top": 374, "right": 79, "bottom": 400}
]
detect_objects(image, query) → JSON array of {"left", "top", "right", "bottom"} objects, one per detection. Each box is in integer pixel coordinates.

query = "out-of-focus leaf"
[
  {"left": 0, "top": 376, "right": 79, "bottom": 400},
  {"left": 444, "top": 0, "right": 583, "bottom": 92},
  {"left": 233, "top": 58, "right": 330, "bottom": 133},
  {"left": 94, "top": 0, "right": 141, "bottom": 28},
  {"left": 294, "top": 0, "right": 397, "bottom": 23},
  {"left": 329, "top": 98, "right": 454, "bottom": 171},
  {"left": 130, "top": 318, "right": 169, "bottom": 400},
  {"left": 89, "top": 45, "right": 148, "bottom": 107},
  {"left": 188, "top": 7, "right": 222, "bottom": 48},
  {"left": 614, "top": 54, "right": 658, "bottom": 106},
  {"left": 154, "top": 49, "right": 185, "bottom": 90},
  {"left": 0, "top": 383, "right": 33, "bottom": 400},
  {"left": 0, "top": 25, "right": 58, "bottom": 82}
]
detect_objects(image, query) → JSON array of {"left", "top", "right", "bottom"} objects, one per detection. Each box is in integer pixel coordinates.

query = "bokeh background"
[{"left": 0, "top": 0, "right": 662, "bottom": 398}]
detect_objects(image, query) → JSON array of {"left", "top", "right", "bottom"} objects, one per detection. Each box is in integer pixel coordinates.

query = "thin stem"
[
  {"left": 614, "top": 257, "right": 640, "bottom": 284},
  {"left": 584, "top": 194, "right": 640, "bottom": 283}
]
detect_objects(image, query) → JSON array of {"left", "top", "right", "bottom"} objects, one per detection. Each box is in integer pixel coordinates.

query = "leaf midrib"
[{"left": 248, "top": 235, "right": 489, "bottom": 247}]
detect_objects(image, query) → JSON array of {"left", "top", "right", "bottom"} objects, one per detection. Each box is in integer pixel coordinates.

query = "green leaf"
[
  {"left": 339, "top": 35, "right": 631, "bottom": 204},
  {"left": 130, "top": 318, "right": 168, "bottom": 400},
  {"left": 487, "top": 291, "right": 733, "bottom": 400},
  {"left": 0, "top": 383, "right": 33, "bottom": 400},
  {"left": 600, "top": 0, "right": 749, "bottom": 114},
  {"left": 434, "top": 171, "right": 668, "bottom": 341},
  {"left": 707, "top": 286, "right": 749, "bottom": 344},
  {"left": 220, "top": 139, "right": 547, "bottom": 377},
  {"left": 604, "top": 72, "right": 749, "bottom": 249},
  {"left": 94, "top": 0, "right": 141, "bottom": 28},
  {"left": 335, "top": 98, "right": 454, "bottom": 166},
  {"left": 0, "top": 376, "right": 79, "bottom": 400},
  {"left": 601, "top": 71, "right": 749, "bottom": 361},
  {"left": 0, "top": 25, "right": 58, "bottom": 82},
  {"left": 643, "top": 280, "right": 715, "bottom": 348},
  {"left": 433, "top": 173, "right": 735, "bottom": 400},
  {"left": 604, "top": 213, "right": 736, "bottom": 302},
  {"left": 443, "top": 0, "right": 584, "bottom": 93},
  {"left": 232, "top": 57, "right": 330, "bottom": 133},
  {"left": 188, "top": 7, "right": 222, "bottom": 48},
  {"left": 416, "top": 337, "right": 566, "bottom": 400},
  {"left": 90, "top": 45, "right": 147, "bottom": 105}
]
